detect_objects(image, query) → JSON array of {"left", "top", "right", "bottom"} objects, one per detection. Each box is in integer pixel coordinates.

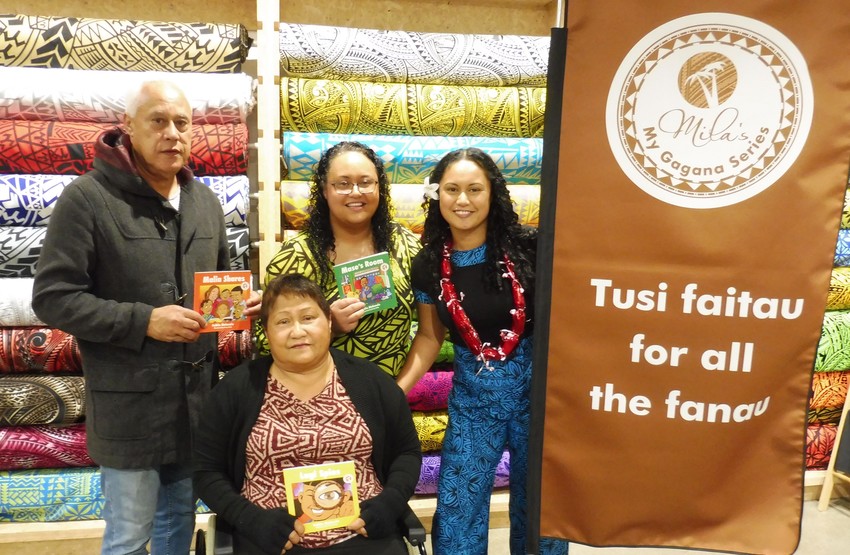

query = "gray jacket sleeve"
[{"left": 32, "top": 180, "right": 152, "bottom": 351}]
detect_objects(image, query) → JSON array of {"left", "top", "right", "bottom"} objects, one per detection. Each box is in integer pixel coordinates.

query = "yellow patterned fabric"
[
  {"left": 827, "top": 267, "right": 850, "bottom": 309},
  {"left": 280, "top": 77, "right": 545, "bottom": 138},
  {"left": 412, "top": 410, "right": 448, "bottom": 453},
  {"left": 259, "top": 225, "right": 420, "bottom": 376},
  {"left": 0, "top": 14, "right": 250, "bottom": 72},
  {"left": 280, "top": 181, "right": 540, "bottom": 233},
  {"left": 842, "top": 187, "right": 850, "bottom": 229}
]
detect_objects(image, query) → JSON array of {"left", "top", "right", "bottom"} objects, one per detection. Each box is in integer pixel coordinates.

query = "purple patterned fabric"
[
  {"left": 0, "top": 423, "right": 93, "bottom": 470},
  {"left": 407, "top": 369, "right": 453, "bottom": 411},
  {"left": 415, "top": 450, "right": 510, "bottom": 494}
]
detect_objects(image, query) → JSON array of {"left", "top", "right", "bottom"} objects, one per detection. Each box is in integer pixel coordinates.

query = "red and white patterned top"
[{"left": 242, "top": 368, "right": 383, "bottom": 548}]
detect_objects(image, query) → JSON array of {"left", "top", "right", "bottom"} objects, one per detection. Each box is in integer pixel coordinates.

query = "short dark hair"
[{"left": 259, "top": 273, "right": 331, "bottom": 329}]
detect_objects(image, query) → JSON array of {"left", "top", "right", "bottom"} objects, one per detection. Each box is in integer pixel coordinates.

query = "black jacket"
[{"left": 31, "top": 127, "right": 230, "bottom": 468}]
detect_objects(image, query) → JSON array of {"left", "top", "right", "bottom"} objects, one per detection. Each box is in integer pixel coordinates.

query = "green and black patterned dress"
[{"left": 258, "top": 222, "right": 420, "bottom": 377}]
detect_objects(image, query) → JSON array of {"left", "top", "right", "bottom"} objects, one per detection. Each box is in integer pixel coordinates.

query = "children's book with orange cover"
[
  {"left": 282, "top": 461, "right": 360, "bottom": 534},
  {"left": 193, "top": 270, "right": 252, "bottom": 333}
]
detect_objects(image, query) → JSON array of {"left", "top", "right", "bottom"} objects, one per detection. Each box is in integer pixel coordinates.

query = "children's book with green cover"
[
  {"left": 333, "top": 251, "right": 397, "bottom": 315},
  {"left": 282, "top": 461, "right": 360, "bottom": 534}
]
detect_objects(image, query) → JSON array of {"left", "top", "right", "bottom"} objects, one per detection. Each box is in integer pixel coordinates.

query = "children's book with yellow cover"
[
  {"left": 333, "top": 251, "right": 397, "bottom": 315},
  {"left": 192, "top": 270, "right": 252, "bottom": 333},
  {"left": 282, "top": 461, "right": 360, "bottom": 534}
]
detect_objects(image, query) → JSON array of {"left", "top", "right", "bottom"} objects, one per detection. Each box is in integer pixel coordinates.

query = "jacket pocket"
[{"left": 88, "top": 364, "right": 159, "bottom": 440}]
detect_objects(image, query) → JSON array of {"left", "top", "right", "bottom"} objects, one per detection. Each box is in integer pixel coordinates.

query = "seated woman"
[{"left": 194, "top": 273, "right": 422, "bottom": 555}]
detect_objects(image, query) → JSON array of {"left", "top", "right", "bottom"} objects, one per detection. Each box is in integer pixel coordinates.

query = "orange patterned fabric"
[
  {"left": 280, "top": 181, "right": 540, "bottom": 233},
  {"left": 810, "top": 371, "right": 849, "bottom": 409}
]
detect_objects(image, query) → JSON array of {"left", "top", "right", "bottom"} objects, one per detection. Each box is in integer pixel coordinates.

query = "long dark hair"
[
  {"left": 420, "top": 148, "right": 536, "bottom": 294},
  {"left": 304, "top": 141, "right": 395, "bottom": 285}
]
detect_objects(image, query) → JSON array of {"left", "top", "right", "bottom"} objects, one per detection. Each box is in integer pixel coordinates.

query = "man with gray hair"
[{"left": 32, "top": 80, "right": 258, "bottom": 555}]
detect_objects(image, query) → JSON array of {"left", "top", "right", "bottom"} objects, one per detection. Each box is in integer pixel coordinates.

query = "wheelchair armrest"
[{"left": 399, "top": 504, "right": 427, "bottom": 548}]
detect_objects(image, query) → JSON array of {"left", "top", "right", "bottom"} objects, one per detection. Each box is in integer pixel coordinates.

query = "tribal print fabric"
[
  {"left": 279, "top": 23, "right": 548, "bottom": 87},
  {"left": 283, "top": 132, "right": 543, "bottom": 185},
  {"left": 0, "top": 279, "right": 43, "bottom": 327},
  {"left": 0, "top": 327, "right": 81, "bottom": 374},
  {"left": 0, "top": 174, "right": 249, "bottom": 227},
  {"left": 806, "top": 423, "right": 837, "bottom": 470},
  {"left": 0, "top": 67, "right": 255, "bottom": 125},
  {"left": 0, "top": 121, "right": 248, "bottom": 176},
  {"left": 0, "top": 423, "right": 93, "bottom": 470},
  {"left": 815, "top": 309, "right": 850, "bottom": 372},
  {"left": 0, "top": 226, "right": 249, "bottom": 277},
  {"left": 828, "top": 267, "right": 850, "bottom": 310},
  {"left": 281, "top": 77, "right": 545, "bottom": 138},
  {"left": 279, "top": 181, "right": 540, "bottom": 234},
  {"left": 0, "top": 15, "right": 250, "bottom": 73},
  {"left": 0, "top": 376, "right": 85, "bottom": 426},
  {"left": 416, "top": 450, "right": 509, "bottom": 495}
]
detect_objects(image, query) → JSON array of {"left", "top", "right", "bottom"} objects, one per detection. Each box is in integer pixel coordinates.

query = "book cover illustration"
[
  {"left": 193, "top": 270, "right": 252, "bottom": 333},
  {"left": 282, "top": 460, "right": 360, "bottom": 534},
  {"left": 333, "top": 251, "right": 397, "bottom": 315}
]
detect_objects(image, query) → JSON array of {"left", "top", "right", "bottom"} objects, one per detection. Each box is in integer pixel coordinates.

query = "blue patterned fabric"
[
  {"left": 0, "top": 174, "right": 249, "bottom": 227},
  {"left": 413, "top": 244, "right": 488, "bottom": 305},
  {"left": 433, "top": 338, "right": 568, "bottom": 555},
  {"left": 0, "top": 467, "right": 210, "bottom": 522},
  {"left": 836, "top": 229, "right": 850, "bottom": 266},
  {"left": 283, "top": 132, "right": 543, "bottom": 185}
]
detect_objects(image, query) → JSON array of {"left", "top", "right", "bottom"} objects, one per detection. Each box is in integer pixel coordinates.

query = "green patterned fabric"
[
  {"left": 258, "top": 225, "right": 420, "bottom": 376},
  {"left": 409, "top": 320, "right": 454, "bottom": 364},
  {"left": 815, "top": 309, "right": 850, "bottom": 371}
]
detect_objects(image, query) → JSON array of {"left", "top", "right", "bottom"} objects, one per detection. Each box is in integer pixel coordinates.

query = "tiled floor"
[{"left": 455, "top": 498, "right": 850, "bottom": 555}]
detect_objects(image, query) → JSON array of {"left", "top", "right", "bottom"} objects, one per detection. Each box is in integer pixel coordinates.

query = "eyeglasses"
[{"left": 329, "top": 178, "right": 378, "bottom": 195}]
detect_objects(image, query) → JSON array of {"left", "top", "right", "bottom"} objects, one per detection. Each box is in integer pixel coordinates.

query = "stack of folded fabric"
[
  {"left": 277, "top": 22, "right": 549, "bottom": 495},
  {"left": 808, "top": 191, "right": 850, "bottom": 470},
  {"left": 0, "top": 13, "right": 254, "bottom": 523}
]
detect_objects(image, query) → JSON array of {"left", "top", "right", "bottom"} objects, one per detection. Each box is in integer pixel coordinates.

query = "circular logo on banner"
[{"left": 606, "top": 13, "right": 813, "bottom": 208}]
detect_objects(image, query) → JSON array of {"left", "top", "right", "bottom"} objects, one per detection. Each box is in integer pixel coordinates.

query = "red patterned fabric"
[
  {"left": 242, "top": 371, "right": 382, "bottom": 549},
  {"left": 0, "top": 423, "right": 93, "bottom": 470},
  {"left": 0, "top": 121, "right": 247, "bottom": 176},
  {"left": 805, "top": 423, "right": 837, "bottom": 470},
  {"left": 217, "top": 330, "right": 253, "bottom": 370},
  {"left": 407, "top": 369, "right": 453, "bottom": 411},
  {"left": 0, "top": 327, "right": 81, "bottom": 374}
]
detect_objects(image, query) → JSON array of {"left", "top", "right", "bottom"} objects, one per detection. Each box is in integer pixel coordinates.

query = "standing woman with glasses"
[
  {"left": 260, "top": 141, "right": 421, "bottom": 377},
  {"left": 396, "top": 148, "right": 569, "bottom": 555}
]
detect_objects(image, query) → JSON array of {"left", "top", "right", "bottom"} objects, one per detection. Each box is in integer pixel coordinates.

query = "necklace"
[{"left": 439, "top": 241, "right": 526, "bottom": 371}]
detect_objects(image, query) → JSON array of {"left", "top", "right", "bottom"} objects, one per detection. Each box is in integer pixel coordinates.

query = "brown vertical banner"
[{"left": 534, "top": 1, "right": 850, "bottom": 554}]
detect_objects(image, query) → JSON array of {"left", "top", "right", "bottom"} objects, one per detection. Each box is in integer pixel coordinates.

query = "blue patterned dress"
[{"left": 412, "top": 244, "right": 568, "bottom": 555}]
